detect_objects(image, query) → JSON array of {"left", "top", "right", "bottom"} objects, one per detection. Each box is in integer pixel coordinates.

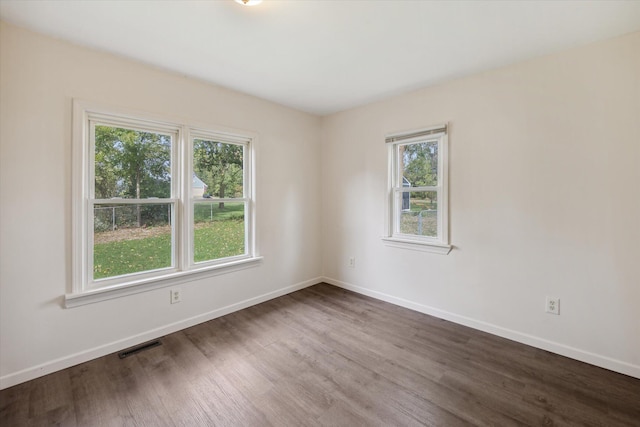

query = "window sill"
[
  {"left": 65, "top": 256, "right": 263, "bottom": 308},
  {"left": 381, "top": 237, "right": 452, "bottom": 255}
]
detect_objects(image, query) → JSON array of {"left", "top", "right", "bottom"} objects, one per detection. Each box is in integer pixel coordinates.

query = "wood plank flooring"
[{"left": 1, "top": 283, "right": 639, "bottom": 426}]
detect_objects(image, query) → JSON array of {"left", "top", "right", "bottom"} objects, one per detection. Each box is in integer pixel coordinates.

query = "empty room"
[{"left": 1, "top": 1, "right": 639, "bottom": 425}]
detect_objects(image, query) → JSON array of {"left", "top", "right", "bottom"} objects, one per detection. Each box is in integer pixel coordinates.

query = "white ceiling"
[{"left": 2, "top": 1, "right": 640, "bottom": 115}]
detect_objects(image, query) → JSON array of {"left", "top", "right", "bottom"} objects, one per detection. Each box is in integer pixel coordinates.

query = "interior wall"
[
  {"left": 320, "top": 32, "right": 640, "bottom": 377},
  {"left": 0, "top": 21, "right": 322, "bottom": 388},
  {"left": 1, "top": 19, "right": 638, "bottom": 388}
]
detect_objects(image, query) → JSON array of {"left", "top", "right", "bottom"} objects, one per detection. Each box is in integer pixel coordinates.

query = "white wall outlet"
[
  {"left": 170, "top": 288, "right": 182, "bottom": 304},
  {"left": 348, "top": 257, "right": 355, "bottom": 268},
  {"left": 545, "top": 297, "right": 559, "bottom": 315}
]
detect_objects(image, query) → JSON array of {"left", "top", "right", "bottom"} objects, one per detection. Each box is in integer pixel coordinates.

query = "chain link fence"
[{"left": 94, "top": 204, "right": 171, "bottom": 232}]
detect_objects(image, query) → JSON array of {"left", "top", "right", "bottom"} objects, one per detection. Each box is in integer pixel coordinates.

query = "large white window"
[
  {"left": 68, "top": 101, "right": 260, "bottom": 306},
  {"left": 384, "top": 124, "right": 451, "bottom": 254}
]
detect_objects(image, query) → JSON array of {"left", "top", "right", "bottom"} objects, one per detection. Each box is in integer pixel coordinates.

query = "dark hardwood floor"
[{"left": 1, "top": 283, "right": 639, "bottom": 426}]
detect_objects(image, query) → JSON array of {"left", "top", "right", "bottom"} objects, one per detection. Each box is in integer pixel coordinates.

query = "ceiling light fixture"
[{"left": 235, "top": 0, "right": 262, "bottom": 5}]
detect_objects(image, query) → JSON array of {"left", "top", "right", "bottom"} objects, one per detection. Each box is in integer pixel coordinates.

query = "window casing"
[
  {"left": 69, "top": 101, "right": 260, "bottom": 306},
  {"left": 384, "top": 124, "right": 451, "bottom": 254}
]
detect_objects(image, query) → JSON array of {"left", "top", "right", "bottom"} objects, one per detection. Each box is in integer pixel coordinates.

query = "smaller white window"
[{"left": 383, "top": 124, "right": 451, "bottom": 254}]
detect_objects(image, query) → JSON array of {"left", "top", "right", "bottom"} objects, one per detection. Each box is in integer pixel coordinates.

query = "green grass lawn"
[
  {"left": 194, "top": 219, "right": 244, "bottom": 263},
  {"left": 94, "top": 233, "right": 172, "bottom": 279},
  {"left": 398, "top": 197, "right": 438, "bottom": 237},
  {"left": 193, "top": 202, "right": 244, "bottom": 222},
  {"left": 407, "top": 198, "right": 436, "bottom": 211},
  {"left": 94, "top": 219, "right": 245, "bottom": 279},
  {"left": 400, "top": 210, "right": 437, "bottom": 237}
]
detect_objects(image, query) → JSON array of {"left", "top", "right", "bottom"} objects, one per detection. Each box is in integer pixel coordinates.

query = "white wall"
[
  {"left": 2, "top": 20, "right": 639, "bottom": 388},
  {"left": 321, "top": 32, "right": 640, "bottom": 378},
  {"left": 0, "top": 22, "right": 322, "bottom": 388}
]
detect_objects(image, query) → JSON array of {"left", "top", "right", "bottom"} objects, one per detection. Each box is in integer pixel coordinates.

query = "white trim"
[
  {"left": 182, "top": 126, "right": 193, "bottom": 271},
  {"left": 381, "top": 237, "right": 452, "bottom": 254},
  {"left": 6, "top": 277, "right": 638, "bottom": 388},
  {"left": 385, "top": 123, "right": 447, "bottom": 144},
  {"left": 440, "top": 130, "right": 449, "bottom": 245},
  {"left": 88, "top": 113, "right": 180, "bottom": 135},
  {"left": 72, "top": 99, "right": 258, "bottom": 138},
  {"left": 323, "top": 277, "right": 640, "bottom": 380},
  {"left": 1, "top": 277, "right": 322, "bottom": 390},
  {"left": 72, "top": 99, "right": 259, "bottom": 297},
  {"left": 66, "top": 256, "right": 264, "bottom": 308},
  {"left": 92, "top": 198, "right": 179, "bottom": 205},
  {"left": 385, "top": 125, "right": 450, "bottom": 249},
  {"left": 187, "top": 134, "right": 253, "bottom": 270},
  {"left": 190, "top": 128, "right": 252, "bottom": 145},
  {"left": 394, "top": 186, "right": 438, "bottom": 193},
  {"left": 71, "top": 101, "right": 88, "bottom": 294}
]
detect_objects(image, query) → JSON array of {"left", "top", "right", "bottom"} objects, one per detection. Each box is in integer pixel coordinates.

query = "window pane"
[
  {"left": 193, "top": 139, "right": 244, "bottom": 199},
  {"left": 398, "top": 191, "right": 438, "bottom": 237},
  {"left": 93, "top": 204, "right": 173, "bottom": 279},
  {"left": 94, "top": 125, "right": 171, "bottom": 199},
  {"left": 398, "top": 141, "right": 438, "bottom": 187},
  {"left": 193, "top": 201, "right": 246, "bottom": 263}
]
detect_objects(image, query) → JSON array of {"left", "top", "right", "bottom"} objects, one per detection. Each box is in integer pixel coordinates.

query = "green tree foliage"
[
  {"left": 401, "top": 141, "right": 438, "bottom": 206},
  {"left": 94, "top": 128, "right": 119, "bottom": 199},
  {"left": 193, "top": 139, "right": 243, "bottom": 208},
  {"left": 94, "top": 125, "right": 171, "bottom": 226},
  {"left": 95, "top": 126, "right": 171, "bottom": 199}
]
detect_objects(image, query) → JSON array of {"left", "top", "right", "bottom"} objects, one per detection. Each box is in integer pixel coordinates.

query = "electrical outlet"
[
  {"left": 545, "top": 297, "right": 559, "bottom": 315},
  {"left": 348, "top": 257, "right": 355, "bottom": 268},
  {"left": 170, "top": 288, "right": 182, "bottom": 304}
]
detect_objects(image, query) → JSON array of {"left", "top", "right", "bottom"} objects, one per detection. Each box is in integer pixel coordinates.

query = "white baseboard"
[
  {"left": 0, "top": 277, "right": 321, "bottom": 390},
  {"left": 322, "top": 276, "right": 640, "bottom": 379}
]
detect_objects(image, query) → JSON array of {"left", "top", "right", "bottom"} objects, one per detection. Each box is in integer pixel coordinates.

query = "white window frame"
[
  {"left": 382, "top": 124, "right": 452, "bottom": 254},
  {"left": 185, "top": 129, "right": 253, "bottom": 268},
  {"left": 68, "top": 100, "right": 261, "bottom": 307}
]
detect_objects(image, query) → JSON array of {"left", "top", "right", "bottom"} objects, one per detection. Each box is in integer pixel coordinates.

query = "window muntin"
[
  {"left": 72, "top": 102, "right": 256, "bottom": 297},
  {"left": 387, "top": 125, "right": 449, "bottom": 249}
]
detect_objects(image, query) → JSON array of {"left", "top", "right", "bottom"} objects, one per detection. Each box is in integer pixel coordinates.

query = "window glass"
[
  {"left": 72, "top": 101, "right": 257, "bottom": 302},
  {"left": 192, "top": 138, "right": 247, "bottom": 264},
  {"left": 398, "top": 191, "right": 438, "bottom": 237},
  {"left": 94, "top": 125, "right": 171, "bottom": 199},
  {"left": 386, "top": 125, "right": 449, "bottom": 250},
  {"left": 92, "top": 123, "right": 174, "bottom": 282},
  {"left": 193, "top": 201, "right": 246, "bottom": 263},
  {"left": 193, "top": 139, "right": 244, "bottom": 199},
  {"left": 93, "top": 203, "right": 173, "bottom": 279},
  {"left": 399, "top": 140, "right": 438, "bottom": 187}
]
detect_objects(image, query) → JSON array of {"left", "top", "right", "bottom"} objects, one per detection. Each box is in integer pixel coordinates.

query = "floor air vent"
[{"left": 118, "top": 340, "right": 162, "bottom": 359}]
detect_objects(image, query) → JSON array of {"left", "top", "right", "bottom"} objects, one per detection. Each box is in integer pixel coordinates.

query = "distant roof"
[{"left": 192, "top": 173, "right": 208, "bottom": 189}]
